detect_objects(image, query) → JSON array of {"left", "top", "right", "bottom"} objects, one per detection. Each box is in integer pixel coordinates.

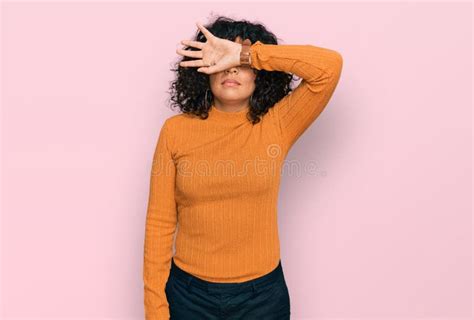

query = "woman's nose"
[{"left": 225, "top": 67, "right": 238, "bottom": 73}]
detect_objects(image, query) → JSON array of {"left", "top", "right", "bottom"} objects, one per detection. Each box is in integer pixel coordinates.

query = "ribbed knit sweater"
[{"left": 143, "top": 40, "right": 343, "bottom": 319}]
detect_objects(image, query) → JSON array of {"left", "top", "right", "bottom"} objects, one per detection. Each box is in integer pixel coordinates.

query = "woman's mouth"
[{"left": 222, "top": 79, "right": 241, "bottom": 87}]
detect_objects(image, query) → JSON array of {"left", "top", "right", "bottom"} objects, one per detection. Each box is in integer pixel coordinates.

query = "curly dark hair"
[{"left": 167, "top": 15, "right": 297, "bottom": 125}]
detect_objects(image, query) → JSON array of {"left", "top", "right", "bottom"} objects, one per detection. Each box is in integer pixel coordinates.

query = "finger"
[
  {"left": 181, "top": 39, "right": 205, "bottom": 49},
  {"left": 196, "top": 22, "right": 214, "bottom": 40},
  {"left": 180, "top": 59, "right": 208, "bottom": 68},
  {"left": 176, "top": 48, "right": 203, "bottom": 59}
]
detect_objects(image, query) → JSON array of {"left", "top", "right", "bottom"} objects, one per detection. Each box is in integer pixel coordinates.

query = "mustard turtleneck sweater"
[{"left": 143, "top": 40, "right": 343, "bottom": 319}]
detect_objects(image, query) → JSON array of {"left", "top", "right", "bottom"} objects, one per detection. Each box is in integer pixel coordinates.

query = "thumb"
[
  {"left": 197, "top": 67, "right": 207, "bottom": 73},
  {"left": 197, "top": 66, "right": 217, "bottom": 74}
]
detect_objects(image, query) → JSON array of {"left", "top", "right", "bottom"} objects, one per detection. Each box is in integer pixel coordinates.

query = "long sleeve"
[
  {"left": 143, "top": 119, "right": 177, "bottom": 320},
  {"left": 249, "top": 40, "right": 343, "bottom": 152}
]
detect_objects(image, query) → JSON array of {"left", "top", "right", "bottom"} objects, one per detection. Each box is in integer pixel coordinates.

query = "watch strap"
[{"left": 239, "top": 39, "right": 252, "bottom": 66}]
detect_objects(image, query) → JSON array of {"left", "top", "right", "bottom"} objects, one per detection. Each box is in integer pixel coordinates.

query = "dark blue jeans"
[{"left": 165, "top": 258, "right": 291, "bottom": 319}]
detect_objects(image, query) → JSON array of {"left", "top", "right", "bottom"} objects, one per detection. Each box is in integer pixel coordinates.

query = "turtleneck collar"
[{"left": 208, "top": 103, "right": 250, "bottom": 124}]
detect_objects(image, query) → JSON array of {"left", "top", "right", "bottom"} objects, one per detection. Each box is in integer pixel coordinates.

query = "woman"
[{"left": 143, "top": 16, "right": 343, "bottom": 320}]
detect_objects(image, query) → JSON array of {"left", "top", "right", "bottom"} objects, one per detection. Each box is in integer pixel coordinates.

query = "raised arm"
[
  {"left": 249, "top": 40, "right": 343, "bottom": 152},
  {"left": 143, "top": 119, "right": 177, "bottom": 320}
]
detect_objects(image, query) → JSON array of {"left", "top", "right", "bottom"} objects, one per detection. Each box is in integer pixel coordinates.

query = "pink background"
[{"left": 1, "top": 2, "right": 472, "bottom": 320}]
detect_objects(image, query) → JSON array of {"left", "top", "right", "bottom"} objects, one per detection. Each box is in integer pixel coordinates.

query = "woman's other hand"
[{"left": 176, "top": 22, "right": 242, "bottom": 75}]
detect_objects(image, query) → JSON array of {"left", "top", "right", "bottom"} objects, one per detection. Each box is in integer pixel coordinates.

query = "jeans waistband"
[{"left": 169, "top": 257, "right": 283, "bottom": 295}]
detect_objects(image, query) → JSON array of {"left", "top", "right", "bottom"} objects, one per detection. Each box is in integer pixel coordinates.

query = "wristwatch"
[{"left": 239, "top": 39, "right": 252, "bottom": 66}]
